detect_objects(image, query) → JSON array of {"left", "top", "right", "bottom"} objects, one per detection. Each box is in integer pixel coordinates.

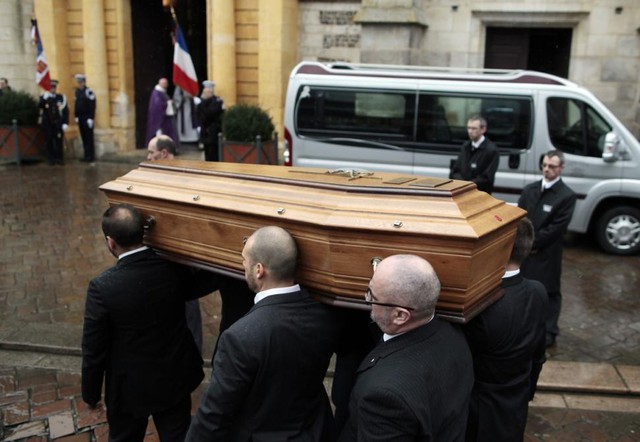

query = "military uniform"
[
  {"left": 39, "top": 81, "right": 69, "bottom": 165},
  {"left": 74, "top": 75, "right": 96, "bottom": 162}
]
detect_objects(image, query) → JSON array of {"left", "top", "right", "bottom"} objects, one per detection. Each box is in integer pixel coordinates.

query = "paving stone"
[
  {"left": 31, "top": 383, "right": 58, "bottom": 404},
  {"left": 2, "top": 399, "right": 31, "bottom": 425},
  {"left": 76, "top": 400, "right": 107, "bottom": 429},
  {"left": 52, "top": 432, "right": 92, "bottom": 442},
  {"left": 617, "top": 364, "right": 640, "bottom": 393},
  {"left": 32, "top": 399, "right": 72, "bottom": 418},
  {"left": 17, "top": 367, "right": 58, "bottom": 389},
  {"left": 93, "top": 425, "right": 110, "bottom": 442},
  {"left": 0, "top": 390, "right": 28, "bottom": 406},
  {"left": 48, "top": 411, "right": 76, "bottom": 439},
  {"left": 3, "top": 420, "right": 47, "bottom": 441}
]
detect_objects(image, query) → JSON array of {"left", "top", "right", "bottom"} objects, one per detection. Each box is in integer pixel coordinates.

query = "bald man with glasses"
[{"left": 339, "top": 255, "right": 473, "bottom": 441}]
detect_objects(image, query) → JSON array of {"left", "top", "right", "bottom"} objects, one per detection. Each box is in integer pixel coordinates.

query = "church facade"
[{"left": 2, "top": 0, "right": 638, "bottom": 155}]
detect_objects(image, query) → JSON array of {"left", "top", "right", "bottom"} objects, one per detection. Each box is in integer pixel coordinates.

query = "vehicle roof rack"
[{"left": 294, "top": 61, "right": 577, "bottom": 87}]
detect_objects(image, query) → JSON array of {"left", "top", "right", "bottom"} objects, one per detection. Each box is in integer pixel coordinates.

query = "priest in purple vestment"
[{"left": 145, "top": 78, "right": 179, "bottom": 147}]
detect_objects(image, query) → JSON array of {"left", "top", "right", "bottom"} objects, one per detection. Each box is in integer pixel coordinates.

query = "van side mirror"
[{"left": 602, "top": 132, "right": 620, "bottom": 163}]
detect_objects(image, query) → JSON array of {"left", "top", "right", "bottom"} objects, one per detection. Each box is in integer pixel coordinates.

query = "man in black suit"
[
  {"left": 339, "top": 255, "right": 474, "bottom": 441},
  {"left": 518, "top": 150, "right": 576, "bottom": 347},
  {"left": 81, "top": 204, "right": 215, "bottom": 442},
  {"left": 186, "top": 226, "right": 342, "bottom": 440},
  {"left": 450, "top": 115, "right": 499, "bottom": 194},
  {"left": 464, "top": 217, "right": 548, "bottom": 441}
]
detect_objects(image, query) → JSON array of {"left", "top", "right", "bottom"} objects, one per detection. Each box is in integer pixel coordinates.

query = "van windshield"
[{"left": 296, "top": 86, "right": 533, "bottom": 153}]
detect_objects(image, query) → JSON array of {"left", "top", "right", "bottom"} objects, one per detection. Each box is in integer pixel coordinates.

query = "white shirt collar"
[
  {"left": 542, "top": 176, "right": 560, "bottom": 190},
  {"left": 383, "top": 314, "right": 435, "bottom": 341},
  {"left": 154, "top": 84, "right": 167, "bottom": 93},
  {"left": 254, "top": 284, "right": 301, "bottom": 304},
  {"left": 472, "top": 135, "right": 485, "bottom": 149},
  {"left": 118, "top": 246, "right": 149, "bottom": 260},
  {"left": 503, "top": 268, "right": 520, "bottom": 279}
]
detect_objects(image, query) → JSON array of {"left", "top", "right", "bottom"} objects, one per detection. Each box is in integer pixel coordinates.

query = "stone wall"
[
  {"left": 298, "top": 1, "right": 361, "bottom": 62},
  {"left": 0, "top": 0, "right": 39, "bottom": 97}
]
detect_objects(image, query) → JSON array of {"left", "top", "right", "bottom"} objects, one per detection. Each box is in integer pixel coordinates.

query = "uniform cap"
[
  {"left": 50, "top": 79, "right": 59, "bottom": 87},
  {"left": 202, "top": 80, "right": 215, "bottom": 89},
  {"left": 74, "top": 74, "right": 86, "bottom": 81}
]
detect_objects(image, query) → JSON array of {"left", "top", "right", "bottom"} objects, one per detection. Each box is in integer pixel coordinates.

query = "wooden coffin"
[{"left": 99, "top": 160, "right": 526, "bottom": 322}]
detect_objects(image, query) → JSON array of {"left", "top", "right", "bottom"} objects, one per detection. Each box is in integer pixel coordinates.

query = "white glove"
[
  {"left": 194, "top": 97, "right": 202, "bottom": 105},
  {"left": 75, "top": 117, "right": 79, "bottom": 123},
  {"left": 62, "top": 124, "right": 69, "bottom": 132},
  {"left": 87, "top": 119, "right": 94, "bottom": 129}
]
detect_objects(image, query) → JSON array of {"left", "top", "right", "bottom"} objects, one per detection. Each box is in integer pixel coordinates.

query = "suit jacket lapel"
[{"left": 357, "top": 318, "right": 442, "bottom": 373}]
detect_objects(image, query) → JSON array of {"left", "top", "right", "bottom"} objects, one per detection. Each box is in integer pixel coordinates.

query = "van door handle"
[{"left": 508, "top": 153, "right": 520, "bottom": 169}]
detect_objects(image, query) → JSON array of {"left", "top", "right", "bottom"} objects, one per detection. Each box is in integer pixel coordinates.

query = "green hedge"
[
  {"left": 222, "top": 103, "right": 275, "bottom": 143},
  {"left": 0, "top": 90, "right": 39, "bottom": 125}
]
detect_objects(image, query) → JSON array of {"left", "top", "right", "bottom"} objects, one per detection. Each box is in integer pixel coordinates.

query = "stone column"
[
  {"left": 211, "top": 0, "right": 236, "bottom": 105},
  {"left": 112, "top": 0, "right": 135, "bottom": 150},
  {"left": 33, "top": 0, "right": 71, "bottom": 93},
  {"left": 82, "top": 0, "right": 110, "bottom": 130},
  {"left": 354, "top": 0, "right": 428, "bottom": 65},
  {"left": 258, "top": 0, "right": 298, "bottom": 132}
]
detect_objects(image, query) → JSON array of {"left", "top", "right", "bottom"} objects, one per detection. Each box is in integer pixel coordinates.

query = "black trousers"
[
  {"left": 44, "top": 127, "right": 64, "bottom": 164},
  {"left": 107, "top": 394, "right": 191, "bottom": 442},
  {"left": 78, "top": 118, "right": 95, "bottom": 160}
]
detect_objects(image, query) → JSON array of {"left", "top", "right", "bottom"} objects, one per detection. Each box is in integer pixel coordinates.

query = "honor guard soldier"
[
  {"left": 74, "top": 74, "right": 96, "bottom": 162},
  {"left": 39, "top": 79, "right": 69, "bottom": 165}
]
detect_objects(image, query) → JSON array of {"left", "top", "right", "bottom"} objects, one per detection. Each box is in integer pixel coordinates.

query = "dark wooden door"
[
  {"left": 131, "top": 0, "right": 173, "bottom": 149},
  {"left": 485, "top": 27, "right": 572, "bottom": 78}
]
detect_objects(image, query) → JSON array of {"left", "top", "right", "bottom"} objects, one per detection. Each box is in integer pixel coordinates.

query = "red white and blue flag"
[
  {"left": 30, "top": 19, "right": 51, "bottom": 91},
  {"left": 172, "top": 18, "right": 199, "bottom": 97}
]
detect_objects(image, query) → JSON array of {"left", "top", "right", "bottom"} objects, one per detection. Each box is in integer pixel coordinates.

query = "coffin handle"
[
  {"left": 371, "top": 257, "right": 382, "bottom": 272},
  {"left": 144, "top": 215, "right": 156, "bottom": 231}
]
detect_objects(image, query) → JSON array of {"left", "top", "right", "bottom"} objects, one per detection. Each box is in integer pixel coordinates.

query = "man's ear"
[
  {"left": 255, "top": 262, "right": 266, "bottom": 279},
  {"left": 106, "top": 236, "right": 117, "bottom": 254},
  {"left": 392, "top": 308, "right": 411, "bottom": 326}
]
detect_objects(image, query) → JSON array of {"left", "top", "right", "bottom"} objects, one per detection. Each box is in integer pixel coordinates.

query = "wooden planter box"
[
  {"left": 100, "top": 161, "right": 526, "bottom": 322},
  {"left": 0, "top": 124, "right": 46, "bottom": 164}
]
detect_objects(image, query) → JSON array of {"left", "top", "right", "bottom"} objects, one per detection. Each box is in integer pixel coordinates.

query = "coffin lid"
[{"left": 100, "top": 160, "right": 526, "bottom": 322}]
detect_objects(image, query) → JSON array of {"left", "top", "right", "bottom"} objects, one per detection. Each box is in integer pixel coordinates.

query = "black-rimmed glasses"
[{"left": 365, "top": 287, "right": 414, "bottom": 311}]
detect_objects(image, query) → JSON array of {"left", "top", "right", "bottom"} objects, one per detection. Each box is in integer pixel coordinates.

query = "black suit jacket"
[
  {"left": 339, "top": 318, "right": 474, "bottom": 442},
  {"left": 81, "top": 248, "right": 213, "bottom": 417},
  {"left": 186, "top": 288, "right": 342, "bottom": 441},
  {"left": 463, "top": 273, "right": 548, "bottom": 441},
  {"left": 518, "top": 178, "right": 576, "bottom": 291},
  {"left": 450, "top": 138, "right": 499, "bottom": 193}
]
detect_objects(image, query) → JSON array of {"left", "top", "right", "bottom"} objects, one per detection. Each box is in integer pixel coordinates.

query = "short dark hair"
[
  {"left": 101, "top": 204, "right": 144, "bottom": 247},
  {"left": 468, "top": 115, "right": 487, "bottom": 128},
  {"left": 510, "top": 217, "right": 535, "bottom": 266},
  {"left": 545, "top": 150, "right": 565, "bottom": 166},
  {"left": 156, "top": 135, "right": 177, "bottom": 156}
]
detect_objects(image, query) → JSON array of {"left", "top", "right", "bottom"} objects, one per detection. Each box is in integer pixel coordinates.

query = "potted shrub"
[
  {"left": 0, "top": 90, "right": 46, "bottom": 163},
  {"left": 221, "top": 103, "right": 278, "bottom": 164}
]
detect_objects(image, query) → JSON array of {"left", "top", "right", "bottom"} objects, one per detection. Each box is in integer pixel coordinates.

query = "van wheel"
[{"left": 595, "top": 206, "right": 640, "bottom": 255}]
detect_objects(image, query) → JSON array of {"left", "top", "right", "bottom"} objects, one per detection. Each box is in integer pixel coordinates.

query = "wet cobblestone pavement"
[{"left": 1, "top": 153, "right": 639, "bottom": 440}]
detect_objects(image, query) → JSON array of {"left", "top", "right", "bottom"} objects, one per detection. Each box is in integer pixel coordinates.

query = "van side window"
[
  {"left": 295, "top": 87, "right": 532, "bottom": 151},
  {"left": 296, "top": 88, "right": 415, "bottom": 141},
  {"left": 547, "top": 97, "right": 612, "bottom": 157},
  {"left": 416, "top": 94, "right": 532, "bottom": 151}
]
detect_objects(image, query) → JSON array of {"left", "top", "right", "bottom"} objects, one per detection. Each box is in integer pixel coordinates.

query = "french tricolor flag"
[
  {"left": 30, "top": 19, "right": 51, "bottom": 91},
  {"left": 172, "top": 19, "right": 199, "bottom": 97}
]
